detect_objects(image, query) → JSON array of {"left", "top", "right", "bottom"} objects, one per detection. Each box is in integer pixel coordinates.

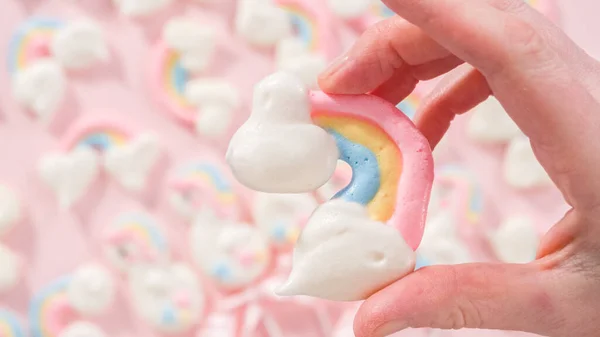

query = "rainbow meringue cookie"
[
  {"left": 189, "top": 209, "right": 271, "bottom": 291},
  {"left": 227, "top": 72, "right": 433, "bottom": 301},
  {"left": 128, "top": 263, "right": 205, "bottom": 333}
]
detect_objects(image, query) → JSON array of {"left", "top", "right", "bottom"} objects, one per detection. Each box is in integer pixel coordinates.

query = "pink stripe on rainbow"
[{"left": 7, "top": 18, "right": 64, "bottom": 75}]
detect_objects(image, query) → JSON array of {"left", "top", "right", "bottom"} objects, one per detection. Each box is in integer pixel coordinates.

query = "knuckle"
[{"left": 503, "top": 18, "right": 552, "bottom": 66}]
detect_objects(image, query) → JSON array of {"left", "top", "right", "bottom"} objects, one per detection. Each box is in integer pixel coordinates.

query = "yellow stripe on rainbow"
[
  {"left": 7, "top": 18, "right": 64, "bottom": 74},
  {"left": 312, "top": 112, "right": 403, "bottom": 222},
  {"left": 164, "top": 49, "right": 193, "bottom": 109}
]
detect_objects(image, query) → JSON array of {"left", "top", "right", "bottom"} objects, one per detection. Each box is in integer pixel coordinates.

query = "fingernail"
[
  {"left": 372, "top": 321, "right": 407, "bottom": 337},
  {"left": 321, "top": 54, "right": 349, "bottom": 79}
]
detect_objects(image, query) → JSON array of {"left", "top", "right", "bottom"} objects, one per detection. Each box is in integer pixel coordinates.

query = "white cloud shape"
[
  {"left": 51, "top": 19, "right": 109, "bottom": 70},
  {"left": 39, "top": 147, "right": 100, "bottom": 209},
  {"left": 67, "top": 264, "right": 115, "bottom": 316},
  {"left": 163, "top": 18, "right": 216, "bottom": 73},
  {"left": 104, "top": 133, "right": 161, "bottom": 192},
  {"left": 227, "top": 72, "right": 339, "bottom": 193},
  {"left": 235, "top": 0, "right": 292, "bottom": 47},
  {"left": 113, "top": 0, "right": 173, "bottom": 16},
  {"left": 0, "top": 185, "right": 21, "bottom": 237},
  {"left": 276, "top": 37, "right": 327, "bottom": 89},
  {"left": 467, "top": 97, "right": 523, "bottom": 144},
  {"left": 12, "top": 59, "right": 66, "bottom": 124},
  {"left": 276, "top": 199, "right": 415, "bottom": 301},
  {"left": 327, "top": 0, "right": 372, "bottom": 19},
  {"left": 416, "top": 210, "right": 472, "bottom": 265},
  {"left": 490, "top": 215, "right": 539, "bottom": 264},
  {"left": 503, "top": 137, "right": 552, "bottom": 189}
]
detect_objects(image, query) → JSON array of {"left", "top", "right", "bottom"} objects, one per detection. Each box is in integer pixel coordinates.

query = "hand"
[{"left": 318, "top": 1, "right": 600, "bottom": 336}]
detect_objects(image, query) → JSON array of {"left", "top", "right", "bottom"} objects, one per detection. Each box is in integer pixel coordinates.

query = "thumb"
[{"left": 354, "top": 262, "right": 562, "bottom": 337}]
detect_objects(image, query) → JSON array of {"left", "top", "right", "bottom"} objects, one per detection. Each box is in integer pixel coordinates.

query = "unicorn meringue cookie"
[
  {"left": 227, "top": 72, "right": 434, "bottom": 301},
  {"left": 0, "top": 185, "right": 22, "bottom": 237},
  {"left": 0, "top": 244, "right": 21, "bottom": 292},
  {"left": 128, "top": 263, "right": 205, "bottom": 333},
  {"left": 50, "top": 19, "right": 109, "bottom": 70},
  {"left": 504, "top": 137, "right": 553, "bottom": 189},
  {"left": 67, "top": 264, "right": 115, "bottom": 316},
  {"left": 58, "top": 321, "right": 107, "bottom": 337},
  {"left": 235, "top": 0, "right": 292, "bottom": 47},
  {"left": 162, "top": 18, "right": 216, "bottom": 73},
  {"left": 189, "top": 209, "right": 271, "bottom": 290},
  {"left": 467, "top": 97, "right": 522, "bottom": 144},
  {"left": 253, "top": 192, "right": 318, "bottom": 249}
]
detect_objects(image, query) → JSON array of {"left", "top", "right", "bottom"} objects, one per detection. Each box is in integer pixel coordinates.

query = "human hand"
[{"left": 318, "top": 1, "right": 600, "bottom": 336}]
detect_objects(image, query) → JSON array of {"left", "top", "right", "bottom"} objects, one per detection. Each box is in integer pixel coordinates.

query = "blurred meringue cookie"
[
  {"left": 67, "top": 264, "right": 115, "bottom": 316},
  {"left": 226, "top": 72, "right": 339, "bottom": 192},
  {"left": 416, "top": 210, "right": 472, "bottom": 265},
  {"left": 327, "top": 0, "right": 371, "bottom": 19},
  {"left": 235, "top": 0, "right": 292, "bottom": 46},
  {"left": 276, "top": 199, "right": 415, "bottom": 301},
  {"left": 276, "top": 37, "right": 326, "bottom": 89},
  {"left": 113, "top": 0, "right": 173, "bottom": 16},
  {"left": 0, "top": 244, "right": 20, "bottom": 292},
  {"left": 128, "top": 263, "right": 205, "bottom": 333},
  {"left": 58, "top": 321, "right": 107, "bottom": 337},
  {"left": 51, "top": 19, "right": 109, "bottom": 70},
  {"left": 467, "top": 97, "right": 522, "bottom": 143},
  {"left": 0, "top": 185, "right": 22, "bottom": 237},
  {"left": 503, "top": 137, "right": 553, "bottom": 189},
  {"left": 490, "top": 215, "right": 539, "bottom": 263},
  {"left": 12, "top": 59, "right": 66, "bottom": 124},
  {"left": 162, "top": 18, "right": 216, "bottom": 73}
]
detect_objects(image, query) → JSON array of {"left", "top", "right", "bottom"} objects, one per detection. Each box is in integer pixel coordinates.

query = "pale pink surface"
[{"left": 309, "top": 91, "right": 434, "bottom": 250}]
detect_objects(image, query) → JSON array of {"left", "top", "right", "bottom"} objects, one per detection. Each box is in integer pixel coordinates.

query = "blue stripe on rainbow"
[
  {"left": 328, "top": 130, "right": 381, "bottom": 206},
  {"left": 370, "top": 1, "right": 395, "bottom": 19},
  {"left": 279, "top": 3, "right": 318, "bottom": 51},
  {"left": 165, "top": 49, "right": 192, "bottom": 109},
  {"left": 74, "top": 129, "right": 129, "bottom": 152},
  {"left": 312, "top": 111, "right": 403, "bottom": 222},
  {"left": 28, "top": 276, "right": 71, "bottom": 337},
  {"left": 0, "top": 309, "right": 25, "bottom": 337},
  {"left": 7, "top": 18, "right": 64, "bottom": 75}
]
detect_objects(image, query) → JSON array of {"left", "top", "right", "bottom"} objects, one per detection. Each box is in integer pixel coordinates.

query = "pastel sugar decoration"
[
  {"left": 162, "top": 18, "right": 216, "bottom": 73},
  {"left": 490, "top": 215, "right": 539, "bottom": 264},
  {"left": 7, "top": 18, "right": 64, "bottom": 75},
  {"left": 29, "top": 277, "right": 76, "bottom": 337},
  {"left": 63, "top": 121, "right": 161, "bottom": 192},
  {"left": 128, "top": 263, "right": 205, "bottom": 333},
  {"left": 276, "top": 0, "right": 339, "bottom": 59},
  {"left": 0, "top": 244, "right": 21, "bottom": 293},
  {"left": 327, "top": 0, "right": 372, "bottom": 19},
  {"left": 50, "top": 19, "right": 109, "bottom": 70},
  {"left": 0, "top": 309, "right": 26, "bottom": 337},
  {"left": 190, "top": 209, "right": 271, "bottom": 291},
  {"left": 102, "top": 211, "right": 169, "bottom": 271},
  {"left": 38, "top": 147, "right": 100, "bottom": 209},
  {"left": 227, "top": 72, "right": 433, "bottom": 301},
  {"left": 66, "top": 264, "right": 115, "bottom": 316},
  {"left": 370, "top": 0, "right": 395, "bottom": 20},
  {"left": 168, "top": 160, "right": 241, "bottom": 222},
  {"left": 253, "top": 193, "right": 318, "bottom": 249},
  {"left": 467, "top": 97, "right": 522, "bottom": 144},
  {"left": 12, "top": 59, "right": 67, "bottom": 124},
  {"left": 235, "top": 0, "right": 292, "bottom": 47},
  {"left": 184, "top": 78, "right": 241, "bottom": 139},
  {"left": 0, "top": 185, "right": 22, "bottom": 237}
]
